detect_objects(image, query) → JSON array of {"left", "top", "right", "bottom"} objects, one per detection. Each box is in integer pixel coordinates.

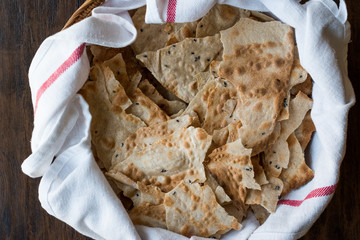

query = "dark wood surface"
[{"left": 0, "top": 1, "right": 358, "bottom": 239}]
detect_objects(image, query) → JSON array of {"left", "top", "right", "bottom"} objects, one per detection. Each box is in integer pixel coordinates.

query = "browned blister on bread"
[
  {"left": 136, "top": 34, "right": 223, "bottom": 102},
  {"left": 111, "top": 114, "right": 198, "bottom": 166},
  {"left": 207, "top": 139, "right": 260, "bottom": 214},
  {"left": 130, "top": 182, "right": 165, "bottom": 208},
  {"left": 181, "top": 78, "right": 217, "bottom": 124},
  {"left": 164, "top": 181, "right": 241, "bottom": 238},
  {"left": 166, "top": 22, "right": 199, "bottom": 45},
  {"left": 202, "top": 78, "right": 238, "bottom": 134},
  {"left": 212, "top": 112, "right": 282, "bottom": 156},
  {"left": 108, "top": 127, "right": 212, "bottom": 192},
  {"left": 129, "top": 203, "right": 167, "bottom": 229}
]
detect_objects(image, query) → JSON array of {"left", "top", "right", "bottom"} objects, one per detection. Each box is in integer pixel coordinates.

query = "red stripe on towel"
[
  {"left": 34, "top": 43, "right": 86, "bottom": 115},
  {"left": 166, "top": 0, "right": 177, "bottom": 22},
  {"left": 278, "top": 184, "right": 337, "bottom": 207}
]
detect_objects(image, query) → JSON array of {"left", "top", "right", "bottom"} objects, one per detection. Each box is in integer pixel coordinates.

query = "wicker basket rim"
[{"left": 63, "top": 0, "right": 105, "bottom": 30}]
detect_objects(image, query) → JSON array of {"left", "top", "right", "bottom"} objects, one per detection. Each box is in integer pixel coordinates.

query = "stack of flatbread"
[{"left": 79, "top": 4, "right": 316, "bottom": 238}]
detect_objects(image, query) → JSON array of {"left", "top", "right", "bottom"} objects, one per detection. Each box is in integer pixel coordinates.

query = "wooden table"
[{"left": 0, "top": 1, "right": 359, "bottom": 239}]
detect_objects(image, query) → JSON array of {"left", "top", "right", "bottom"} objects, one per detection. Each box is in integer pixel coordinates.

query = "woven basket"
[{"left": 63, "top": 0, "right": 105, "bottom": 29}]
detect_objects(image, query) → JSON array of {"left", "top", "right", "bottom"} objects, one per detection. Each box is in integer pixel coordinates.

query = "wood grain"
[
  {"left": 0, "top": 1, "right": 88, "bottom": 239},
  {"left": 0, "top": 1, "right": 358, "bottom": 239}
]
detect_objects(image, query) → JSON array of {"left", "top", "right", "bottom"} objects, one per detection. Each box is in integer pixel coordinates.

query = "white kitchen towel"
[{"left": 22, "top": 0, "right": 355, "bottom": 239}]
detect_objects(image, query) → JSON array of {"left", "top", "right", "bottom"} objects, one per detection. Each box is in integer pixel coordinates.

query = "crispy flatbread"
[
  {"left": 295, "top": 110, "right": 316, "bottom": 151},
  {"left": 117, "top": 190, "right": 134, "bottom": 210},
  {"left": 102, "top": 66, "right": 132, "bottom": 110},
  {"left": 125, "top": 88, "right": 170, "bottom": 125},
  {"left": 130, "top": 182, "right": 165, "bottom": 208},
  {"left": 250, "top": 11, "right": 275, "bottom": 22},
  {"left": 181, "top": 77, "right": 217, "bottom": 124},
  {"left": 137, "top": 34, "right": 223, "bottom": 102},
  {"left": 278, "top": 59, "right": 308, "bottom": 121},
  {"left": 102, "top": 53, "right": 130, "bottom": 89},
  {"left": 196, "top": 4, "right": 250, "bottom": 38},
  {"left": 142, "top": 69, "right": 186, "bottom": 102},
  {"left": 79, "top": 65, "right": 145, "bottom": 170},
  {"left": 138, "top": 79, "right": 187, "bottom": 115},
  {"left": 245, "top": 177, "right": 283, "bottom": 213},
  {"left": 90, "top": 45, "right": 123, "bottom": 63},
  {"left": 202, "top": 79, "right": 238, "bottom": 134},
  {"left": 129, "top": 203, "right": 167, "bottom": 229},
  {"left": 85, "top": 9, "right": 316, "bottom": 238},
  {"left": 164, "top": 181, "right": 241, "bottom": 238},
  {"left": 131, "top": 7, "right": 182, "bottom": 54},
  {"left": 291, "top": 74, "right": 313, "bottom": 96},
  {"left": 210, "top": 60, "right": 221, "bottom": 77},
  {"left": 219, "top": 18, "right": 294, "bottom": 89},
  {"left": 91, "top": 45, "right": 140, "bottom": 80},
  {"left": 207, "top": 139, "right": 260, "bottom": 213},
  {"left": 108, "top": 127, "right": 212, "bottom": 192},
  {"left": 252, "top": 155, "right": 268, "bottom": 186},
  {"left": 126, "top": 71, "right": 142, "bottom": 95},
  {"left": 251, "top": 204, "right": 270, "bottom": 225},
  {"left": 170, "top": 109, "right": 185, "bottom": 119},
  {"left": 263, "top": 91, "right": 313, "bottom": 177},
  {"left": 223, "top": 202, "right": 247, "bottom": 224},
  {"left": 194, "top": 71, "right": 211, "bottom": 91},
  {"left": 166, "top": 22, "right": 198, "bottom": 45},
  {"left": 212, "top": 118, "right": 282, "bottom": 156},
  {"left": 280, "top": 133, "right": 314, "bottom": 196},
  {"left": 217, "top": 18, "right": 295, "bottom": 156},
  {"left": 111, "top": 114, "right": 198, "bottom": 165},
  {"left": 280, "top": 92, "right": 313, "bottom": 138},
  {"left": 205, "top": 170, "right": 232, "bottom": 205},
  {"left": 288, "top": 60, "right": 309, "bottom": 89}
]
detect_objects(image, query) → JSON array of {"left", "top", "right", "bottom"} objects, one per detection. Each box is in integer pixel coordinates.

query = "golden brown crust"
[
  {"left": 129, "top": 203, "right": 167, "bottom": 229},
  {"left": 291, "top": 74, "right": 313, "bottom": 96},
  {"left": 207, "top": 139, "right": 260, "bottom": 210},
  {"left": 126, "top": 88, "right": 170, "bottom": 125},
  {"left": 136, "top": 35, "right": 223, "bottom": 102},
  {"left": 164, "top": 181, "right": 241, "bottom": 238},
  {"left": 280, "top": 134, "right": 314, "bottom": 196},
  {"left": 295, "top": 110, "right": 316, "bottom": 151}
]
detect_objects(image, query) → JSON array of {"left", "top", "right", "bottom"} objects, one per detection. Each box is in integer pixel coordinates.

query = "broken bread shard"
[
  {"left": 164, "top": 181, "right": 241, "bottom": 238},
  {"left": 137, "top": 34, "right": 223, "bottom": 102}
]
